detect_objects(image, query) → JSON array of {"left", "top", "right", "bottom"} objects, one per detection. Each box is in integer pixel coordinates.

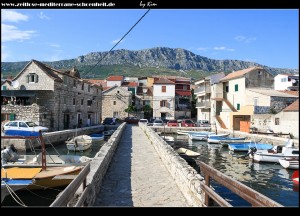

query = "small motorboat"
[
  {"left": 89, "top": 133, "right": 104, "bottom": 141},
  {"left": 175, "top": 147, "right": 200, "bottom": 158},
  {"left": 292, "top": 170, "right": 299, "bottom": 185},
  {"left": 279, "top": 157, "right": 299, "bottom": 169},
  {"left": 207, "top": 136, "right": 246, "bottom": 144},
  {"left": 66, "top": 135, "right": 93, "bottom": 152},
  {"left": 228, "top": 142, "right": 273, "bottom": 152}
]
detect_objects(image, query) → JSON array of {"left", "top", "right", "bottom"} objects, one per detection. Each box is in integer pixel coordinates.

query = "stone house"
[
  {"left": 1, "top": 60, "right": 102, "bottom": 131},
  {"left": 274, "top": 74, "right": 299, "bottom": 91},
  {"left": 102, "top": 86, "right": 132, "bottom": 120}
]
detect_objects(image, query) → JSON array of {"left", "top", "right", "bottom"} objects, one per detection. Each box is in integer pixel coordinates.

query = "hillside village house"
[
  {"left": 1, "top": 60, "right": 102, "bottom": 131},
  {"left": 274, "top": 74, "right": 299, "bottom": 91},
  {"left": 194, "top": 72, "right": 225, "bottom": 122},
  {"left": 101, "top": 85, "right": 132, "bottom": 120}
]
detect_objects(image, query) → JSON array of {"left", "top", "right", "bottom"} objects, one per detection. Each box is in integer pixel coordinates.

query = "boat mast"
[{"left": 38, "top": 130, "right": 47, "bottom": 170}]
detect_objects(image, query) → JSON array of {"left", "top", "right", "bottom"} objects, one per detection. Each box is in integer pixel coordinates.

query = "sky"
[{"left": 1, "top": 9, "right": 299, "bottom": 69}]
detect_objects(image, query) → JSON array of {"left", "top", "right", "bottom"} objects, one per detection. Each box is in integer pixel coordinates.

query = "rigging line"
[{"left": 81, "top": 9, "right": 151, "bottom": 79}]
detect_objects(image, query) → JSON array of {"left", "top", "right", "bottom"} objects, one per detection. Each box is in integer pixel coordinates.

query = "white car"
[
  {"left": 153, "top": 119, "right": 164, "bottom": 126},
  {"left": 3, "top": 120, "right": 49, "bottom": 136},
  {"left": 138, "top": 119, "right": 148, "bottom": 124}
]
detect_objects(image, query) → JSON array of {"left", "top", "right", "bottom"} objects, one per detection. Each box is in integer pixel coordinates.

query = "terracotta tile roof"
[
  {"left": 247, "top": 88, "right": 298, "bottom": 97},
  {"left": 277, "top": 90, "right": 299, "bottom": 96},
  {"left": 85, "top": 79, "right": 107, "bottom": 86},
  {"left": 220, "top": 66, "right": 264, "bottom": 81},
  {"left": 122, "top": 82, "right": 138, "bottom": 87},
  {"left": 103, "top": 86, "right": 112, "bottom": 91},
  {"left": 153, "top": 77, "right": 175, "bottom": 85},
  {"left": 30, "top": 60, "right": 63, "bottom": 82},
  {"left": 283, "top": 99, "right": 299, "bottom": 112},
  {"left": 107, "top": 76, "right": 123, "bottom": 81}
]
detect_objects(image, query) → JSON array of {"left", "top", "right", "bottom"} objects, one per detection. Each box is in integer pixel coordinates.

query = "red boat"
[{"left": 292, "top": 170, "right": 299, "bottom": 185}]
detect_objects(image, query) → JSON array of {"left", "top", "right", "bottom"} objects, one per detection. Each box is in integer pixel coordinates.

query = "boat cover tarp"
[{"left": 1, "top": 167, "right": 42, "bottom": 179}]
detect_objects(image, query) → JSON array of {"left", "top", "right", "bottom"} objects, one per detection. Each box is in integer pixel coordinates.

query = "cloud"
[
  {"left": 2, "top": 10, "right": 28, "bottom": 22},
  {"left": 2, "top": 24, "right": 37, "bottom": 42},
  {"left": 38, "top": 12, "right": 50, "bottom": 20},
  {"left": 213, "top": 46, "right": 235, "bottom": 51},
  {"left": 235, "top": 35, "right": 256, "bottom": 43},
  {"left": 1, "top": 45, "right": 11, "bottom": 61},
  {"left": 111, "top": 38, "right": 125, "bottom": 44},
  {"left": 197, "top": 47, "right": 210, "bottom": 51},
  {"left": 49, "top": 43, "right": 60, "bottom": 48}
]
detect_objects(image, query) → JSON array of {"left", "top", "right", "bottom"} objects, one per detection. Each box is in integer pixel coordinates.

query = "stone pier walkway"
[{"left": 93, "top": 125, "right": 189, "bottom": 207}]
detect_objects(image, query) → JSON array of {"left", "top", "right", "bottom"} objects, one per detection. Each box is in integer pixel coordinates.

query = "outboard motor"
[{"left": 246, "top": 147, "right": 257, "bottom": 157}]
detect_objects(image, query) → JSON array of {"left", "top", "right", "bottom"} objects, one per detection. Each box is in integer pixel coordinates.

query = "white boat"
[
  {"left": 175, "top": 147, "right": 200, "bottom": 158},
  {"left": 188, "top": 133, "right": 229, "bottom": 141},
  {"left": 2, "top": 153, "right": 92, "bottom": 168},
  {"left": 1, "top": 178, "right": 33, "bottom": 203},
  {"left": 207, "top": 136, "right": 246, "bottom": 144},
  {"left": 249, "top": 139, "right": 299, "bottom": 163},
  {"left": 66, "top": 135, "right": 93, "bottom": 152},
  {"left": 279, "top": 158, "right": 299, "bottom": 169},
  {"left": 160, "top": 136, "right": 174, "bottom": 142},
  {"left": 177, "top": 129, "right": 214, "bottom": 136}
]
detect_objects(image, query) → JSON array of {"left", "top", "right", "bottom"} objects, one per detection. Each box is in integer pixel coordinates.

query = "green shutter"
[
  {"left": 3, "top": 86, "right": 7, "bottom": 90},
  {"left": 235, "top": 84, "right": 238, "bottom": 92},
  {"left": 9, "top": 113, "right": 15, "bottom": 121},
  {"left": 35, "top": 74, "right": 39, "bottom": 83},
  {"left": 237, "top": 103, "right": 240, "bottom": 110}
]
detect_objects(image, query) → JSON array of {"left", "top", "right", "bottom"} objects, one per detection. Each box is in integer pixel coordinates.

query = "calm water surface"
[{"left": 2, "top": 134, "right": 298, "bottom": 207}]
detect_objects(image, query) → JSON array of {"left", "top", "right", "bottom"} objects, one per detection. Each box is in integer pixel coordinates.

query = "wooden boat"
[
  {"left": 249, "top": 140, "right": 299, "bottom": 163},
  {"left": 278, "top": 157, "right": 299, "bottom": 169},
  {"left": 228, "top": 143, "right": 273, "bottom": 152},
  {"left": 175, "top": 147, "right": 200, "bottom": 158},
  {"left": 207, "top": 136, "right": 246, "bottom": 144},
  {"left": 66, "top": 135, "right": 93, "bottom": 152},
  {"left": 1, "top": 178, "right": 33, "bottom": 203},
  {"left": 2, "top": 154, "right": 92, "bottom": 168},
  {"left": 1, "top": 166, "right": 83, "bottom": 190},
  {"left": 292, "top": 170, "right": 299, "bottom": 185},
  {"left": 1, "top": 132, "right": 85, "bottom": 192}
]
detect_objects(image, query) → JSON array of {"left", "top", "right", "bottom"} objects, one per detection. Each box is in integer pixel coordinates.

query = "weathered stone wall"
[
  {"left": 139, "top": 123, "right": 206, "bottom": 207},
  {"left": 68, "top": 123, "right": 126, "bottom": 206}
]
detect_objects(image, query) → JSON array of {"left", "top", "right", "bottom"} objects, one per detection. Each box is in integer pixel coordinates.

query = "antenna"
[{"left": 11, "top": 80, "right": 19, "bottom": 89}]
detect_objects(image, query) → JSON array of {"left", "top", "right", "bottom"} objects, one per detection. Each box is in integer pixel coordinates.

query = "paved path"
[{"left": 93, "top": 125, "right": 188, "bottom": 207}]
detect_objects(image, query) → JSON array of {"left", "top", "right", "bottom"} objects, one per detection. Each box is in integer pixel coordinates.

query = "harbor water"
[{"left": 2, "top": 134, "right": 298, "bottom": 207}]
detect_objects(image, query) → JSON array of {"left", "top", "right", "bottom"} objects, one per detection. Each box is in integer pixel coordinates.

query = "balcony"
[
  {"left": 194, "top": 86, "right": 211, "bottom": 94},
  {"left": 196, "top": 101, "right": 210, "bottom": 108},
  {"left": 175, "top": 103, "right": 191, "bottom": 111}
]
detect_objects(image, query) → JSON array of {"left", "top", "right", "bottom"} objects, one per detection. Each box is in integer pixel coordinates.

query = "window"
[
  {"left": 183, "top": 85, "right": 187, "bottom": 90},
  {"left": 117, "top": 91, "right": 119, "bottom": 93},
  {"left": 3, "top": 86, "right": 7, "bottom": 90},
  {"left": 275, "top": 118, "right": 280, "bottom": 125},
  {"left": 73, "top": 98, "right": 76, "bottom": 105},
  {"left": 281, "top": 78, "right": 287, "bottom": 82},
  {"left": 258, "top": 71, "right": 262, "bottom": 75},
  {"left": 225, "top": 86, "right": 229, "bottom": 93},
  {"left": 254, "top": 98, "right": 258, "bottom": 106},
  {"left": 81, "top": 99, "right": 84, "bottom": 105},
  {"left": 19, "top": 122, "right": 27, "bottom": 128},
  {"left": 160, "top": 100, "right": 167, "bottom": 107},
  {"left": 113, "top": 101, "right": 116, "bottom": 105},
  {"left": 235, "top": 84, "right": 238, "bottom": 92},
  {"left": 27, "top": 73, "right": 38, "bottom": 83},
  {"left": 73, "top": 80, "right": 76, "bottom": 87},
  {"left": 81, "top": 83, "right": 84, "bottom": 90},
  {"left": 162, "top": 86, "right": 166, "bottom": 92},
  {"left": 87, "top": 100, "right": 92, "bottom": 106},
  {"left": 237, "top": 103, "right": 240, "bottom": 110},
  {"left": 113, "top": 112, "right": 119, "bottom": 118}
]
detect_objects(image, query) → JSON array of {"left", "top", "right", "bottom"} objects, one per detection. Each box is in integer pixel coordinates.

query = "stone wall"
[
  {"left": 139, "top": 123, "right": 206, "bottom": 207},
  {"left": 68, "top": 122, "right": 126, "bottom": 206}
]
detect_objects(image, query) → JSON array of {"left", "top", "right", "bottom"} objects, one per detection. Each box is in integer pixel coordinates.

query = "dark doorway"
[{"left": 63, "top": 114, "right": 70, "bottom": 129}]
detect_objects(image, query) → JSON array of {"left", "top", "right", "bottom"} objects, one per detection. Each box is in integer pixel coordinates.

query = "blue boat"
[
  {"left": 207, "top": 136, "right": 246, "bottom": 144},
  {"left": 228, "top": 143, "right": 273, "bottom": 152},
  {"left": 89, "top": 133, "right": 104, "bottom": 141},
  {"left": 1, "top": 178, "right": 33, "bottom": 203}
]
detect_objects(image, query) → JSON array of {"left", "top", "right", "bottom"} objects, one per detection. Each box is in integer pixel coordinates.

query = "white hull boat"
[
  {"left": 175, "top": 147, "right": 200, "bottom": 158},
  {"left": 279, "top": 158, "right": 299, "bottom": 169},
  {"left": 66, "top": 135, "right": 93, "bottom": 152},
  {"left": 1, "top": 179, "right": 33, "bottom": 203}
]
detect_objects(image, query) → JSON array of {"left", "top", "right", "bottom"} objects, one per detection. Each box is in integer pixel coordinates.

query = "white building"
[
  {"left": 274, "top": 74, "right": 299, "bottom": 91},
  {"left": 152, "top": 77, "right": 175, "bottom": 119},
  {"left": 106, "top": 76, "right": 124, "bottom": 87}
]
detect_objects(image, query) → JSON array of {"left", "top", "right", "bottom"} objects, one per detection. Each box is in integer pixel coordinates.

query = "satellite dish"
[{"left": 12, "top": 80, "right": 19, "bottom": 89}]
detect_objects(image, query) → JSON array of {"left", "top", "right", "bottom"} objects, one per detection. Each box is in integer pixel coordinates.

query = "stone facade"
[
  {"left": 1, "top": 60, "right": 102, "bottom": 131},
  {"left": 102, "top": 86, "right": 132, "bottom": 120}
]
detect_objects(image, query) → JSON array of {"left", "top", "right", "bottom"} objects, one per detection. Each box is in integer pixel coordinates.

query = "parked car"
[
  {"left": 181, "top": 119, "right": 195, "bottom": 127},
  {"left": 124, "top": 117, "right": 139, "bottom": 124},
  {"left": 153, "top": 119, "right": 164, "bottom": 126},
  {"left": 167, "top": 120, "right": 179, "bottom": 127},
  {"left": 102, "top": 118, "right": 116, "bottom": 125},
  {"left": 139, "top": 119, "right": 148, "bottom": 125},
  {"left": 3, "top": 120, "right": 49, "bottom": 136},
  {"left": 196, "top": 120, "right": 210, "bottom": 127},
  {"left": 176, "top": 116, "right": 188, "bottom": 123}
]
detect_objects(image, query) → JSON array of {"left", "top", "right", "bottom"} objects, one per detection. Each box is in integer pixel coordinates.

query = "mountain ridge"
[{"left": 1, "top": 47, "right": 298, "bottom": 79}]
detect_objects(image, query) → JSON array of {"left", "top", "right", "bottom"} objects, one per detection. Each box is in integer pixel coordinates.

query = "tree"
[
  {"left": 143, "top": 104, "right": 153, "bottom": 119},
  {"left": 191, "top": 89, "right": 197, "bottom": 118},
  {"left": 125, "top": 105, "right": 136, "bottom": 116}
]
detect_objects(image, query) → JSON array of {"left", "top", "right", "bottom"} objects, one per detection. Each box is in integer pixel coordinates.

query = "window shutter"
[
  {"left": 26, "top": 75, "right": 29, "bottom": 83},
  {"left": 9, "top": 113, "right": 15, "bottom": 121},
  {"left": 35, "top": 74, "right": 39, "bottom": 83},
  {"left": 160, "top": 101, "right": 162, "bottom": 107}
]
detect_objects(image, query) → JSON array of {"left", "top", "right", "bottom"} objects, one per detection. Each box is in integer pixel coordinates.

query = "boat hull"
[{"left": 278, "top": 158, "right": 299, "bottom": 169}]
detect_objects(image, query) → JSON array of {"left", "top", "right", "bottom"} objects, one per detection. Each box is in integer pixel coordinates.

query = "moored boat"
[
  {"left": 292, "top": 170, "right": 299, "bottom": 185},
  {"left": 175, "top": 147, "right": 200, "bottom": 158},
  {"left": 89, "top": 133, "right": 104, "bottom": 141},
  {"left": 1, "top": 178, "right": 33, "bottom": 203},
  {"left": 228, "top": 142, "right": 273, "bottom": 152},
  {"left": 66, "top": 135, "right": 93, "bottom": 152},
  {"left": 207, "top": 136, "right": 246, "bottom": 144},
  {"left": 279, "top": 157, "right": 299, "bottom": 169}
]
